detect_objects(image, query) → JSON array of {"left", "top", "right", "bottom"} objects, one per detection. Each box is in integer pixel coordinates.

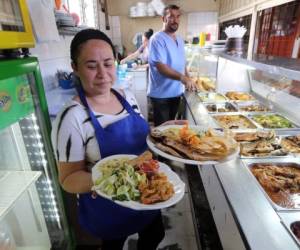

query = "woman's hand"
[{"left": 158, "top": 120, "right": 188, "bottom": 127}]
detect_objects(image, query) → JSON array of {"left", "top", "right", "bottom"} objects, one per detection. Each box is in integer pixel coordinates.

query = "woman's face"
[{"left": 72, "top": 39, "right": 116, "bottom": 96}]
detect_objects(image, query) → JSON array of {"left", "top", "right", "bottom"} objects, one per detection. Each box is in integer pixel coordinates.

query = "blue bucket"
[{"left": 59, "top": 79, "right": 74, "bottom": 89}]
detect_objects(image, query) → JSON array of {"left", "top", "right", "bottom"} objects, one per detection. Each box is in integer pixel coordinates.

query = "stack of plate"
[
  {"left": 147, "top": 3, "right": 155, "bottom": 16},
  {"left": 211, "top": 40, "right": 226, "bottom": 52},
  {"left": 136, "top": 2, "right": 147, "bottom": 17},
  {"left": 129, "top": 6, "right": 137, "bottom": 17},
  {"left": 54, "top": 10, "right": 75, "bottom": 27}
]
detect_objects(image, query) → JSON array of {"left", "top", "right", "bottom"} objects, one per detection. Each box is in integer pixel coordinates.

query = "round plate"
[
  {"left": 92, "top": 154, "right": 185, "bottom": 210},
  {"left": 146, "top": 125, "right": 239, "bottom": 165}
]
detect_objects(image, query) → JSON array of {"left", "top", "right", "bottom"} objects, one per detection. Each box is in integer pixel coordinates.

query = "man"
[{"left": 148, "top": 4, "right": 197, "bottom": 126}]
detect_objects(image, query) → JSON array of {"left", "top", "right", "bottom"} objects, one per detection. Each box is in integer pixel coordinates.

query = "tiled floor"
[{"left": 123, "top": 162, "right": 199, "bottom": 250}]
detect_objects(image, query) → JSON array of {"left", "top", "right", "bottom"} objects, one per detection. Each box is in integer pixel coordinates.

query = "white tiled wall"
[
  {"left": 29, "top": 7, "right": 116, "bottom": 92},
  {"left": 111, "top": 16, "right": 122, "bottom": 49},
  {"left": 187, "top": 12, "right": 218, "bottom": 42},
  {"left": 30, "top": 36, "right": 73, "bottom": 91}
]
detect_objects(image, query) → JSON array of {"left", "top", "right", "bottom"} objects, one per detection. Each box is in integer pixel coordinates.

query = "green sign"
[{"left": 0, "top": 74, "right": 34, "bottom": 130}]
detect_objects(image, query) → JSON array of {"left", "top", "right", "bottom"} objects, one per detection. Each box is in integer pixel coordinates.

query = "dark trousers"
[
  {"left": 101, "top": 213, "right": 165, "bottom": 250},
  {"left": 150, "top": 96, "right": 182, "bottom": 126}
]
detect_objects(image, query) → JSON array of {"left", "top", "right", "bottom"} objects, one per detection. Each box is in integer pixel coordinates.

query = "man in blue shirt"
[{"left": 148, "top": 4, "right": 197, "bottom": 126}]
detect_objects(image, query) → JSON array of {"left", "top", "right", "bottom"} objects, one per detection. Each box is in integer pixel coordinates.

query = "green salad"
[
  {"left": 253, "top": 114, "right": 293, "bottom": 129},
  {"left": 93, "top": 158, "right": 146, "bottom": 201}
]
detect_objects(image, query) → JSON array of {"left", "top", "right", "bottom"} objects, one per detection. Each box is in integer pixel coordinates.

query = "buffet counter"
[{"left": 184, "top": 91, "right": 300, "bottom": 250}]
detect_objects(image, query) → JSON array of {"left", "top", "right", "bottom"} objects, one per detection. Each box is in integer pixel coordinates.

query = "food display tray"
[
  {"left": 197, "top": 92, "right": 228, "bottom": 103},
  {"left": 235, "top": 101, "right": 271, "bottom": 113},
  {"left": 248, "top": 113, "right": 300, "bottom": 131},
  {"left": 278, "top": 212, "right": 300, "bottom": 248},
  {"left": 225, "top": 92, "right": 256, "bottom": 102},
  {"left": 212, "top": 113, "right": 258, "bottom": 130},
  {"left": 204, "top": 102, "right": 238, "bottom": 113},
  {"left": 242, "top": 158, "right": 300, "bottom": 211},
  {"left": 239, "top": 135, "right": 291, "bottom": 159},
  {"left": 280, "top": 134, "right": 300, "bottom": 156}
]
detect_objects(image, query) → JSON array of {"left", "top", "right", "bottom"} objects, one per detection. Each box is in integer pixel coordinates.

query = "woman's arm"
[
  {"left": 58, "top": 161, "right": 93, "bottom": 194},
  {"left": 120, "top": 45, "right": 144, "bottom": 64}
]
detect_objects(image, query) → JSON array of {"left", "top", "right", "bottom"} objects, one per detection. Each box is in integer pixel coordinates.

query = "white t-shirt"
[{"left": 51, "top": 89, "right": 142, "bottom": 170}]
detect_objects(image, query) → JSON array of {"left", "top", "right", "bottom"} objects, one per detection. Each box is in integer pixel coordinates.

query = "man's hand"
[{"left": 180, "top": 75, "right": 198, "bottom": 91}]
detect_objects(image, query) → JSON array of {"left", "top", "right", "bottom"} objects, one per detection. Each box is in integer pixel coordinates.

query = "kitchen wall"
[
  {"left": 219, "top": 0, "right": 295, "bottom": 20},
  {"left": 29, "top": 3, "right": 114, "bottom": 91},
  {"left": 106, "top": 0, "right": 219, "bottom": 52},
  {"left": 107, "top": 0, "right": 219, "bottom": 15},
  {"left": 119, "top": 11, "right": 218, "bottom": 53}
]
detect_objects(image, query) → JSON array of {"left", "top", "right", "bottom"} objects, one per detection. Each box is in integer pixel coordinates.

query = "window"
[
  {"left": 255, "top": 0, "right": 300, "bottom": 58},
  {"left": 66, "top": 0, "right": 99, "bottom": 28}
]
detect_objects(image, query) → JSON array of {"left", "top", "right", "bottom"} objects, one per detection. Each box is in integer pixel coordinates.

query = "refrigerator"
[{"left": 0, "top": 57, "right": 73, "bottom": 250}]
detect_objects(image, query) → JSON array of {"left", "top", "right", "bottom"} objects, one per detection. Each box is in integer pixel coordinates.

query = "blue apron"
[{"left": 76, "top": 86, "right": 160, "bottom": 240}]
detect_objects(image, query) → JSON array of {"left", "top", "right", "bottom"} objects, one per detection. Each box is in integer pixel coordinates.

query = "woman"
[
  {"left": 51, "top": 29, "right": 183, "bottom": 250},
  {"left": 120, "top": 28, "right": 153, "bottom": 66}
]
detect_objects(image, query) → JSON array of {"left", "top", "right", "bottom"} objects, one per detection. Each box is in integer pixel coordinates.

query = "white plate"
[
  {"left": 146, "top": 125, "right": 239, "bottom": 165},
  {"left": 92, "top": 154, "right": 185, "bottom": 210}
]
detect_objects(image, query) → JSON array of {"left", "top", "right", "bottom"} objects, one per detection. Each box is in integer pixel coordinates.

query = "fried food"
[
  {"left": 193, "top": 77, "right": 216, "bottom": 92},
  {"left": 240, "top": 139, "right": 287, "bottom": 157},
  {"left": 234, "top": 131, "right": 275, "bottom": 142},
  {"left": 225, "top": 91, "right": 255, "bottom": 101},
  {"left": 281, "top": 135, "right": 300, "bottom": 153},
  {"left": 128, "top": 150, "right": 153, "bottom": 167},
  {"left": 214, "top": 115, "right": 257, "bottom": 129},
  {"left": 150, "top": 125, "right": 238, "bottom": 161},
  {"left": 251, "top": 164, "right": 300, "bottom": 208},
  {"left": 139, "top": 172, "right": 174, "bottom": 204}
]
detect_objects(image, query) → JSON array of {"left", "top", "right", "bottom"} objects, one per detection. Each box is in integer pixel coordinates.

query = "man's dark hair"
[
  {"left": 162, "top": 4, "right": 180, "bottom": 17},
  {"left": 70, "top": 29, "right": 115, "bottom": 65}
]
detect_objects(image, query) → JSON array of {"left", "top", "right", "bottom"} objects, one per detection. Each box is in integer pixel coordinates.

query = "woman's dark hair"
[
  {"left": 144, "top": 28, "right": 154, "bottom": 40},
  {"left": 70, "top": 29, "right": 116, "bottom": 65}
]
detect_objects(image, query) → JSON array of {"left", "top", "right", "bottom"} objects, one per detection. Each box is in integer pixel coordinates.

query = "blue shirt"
[{"left": 147, "top": 31, "right": 185, "bottom": 98}]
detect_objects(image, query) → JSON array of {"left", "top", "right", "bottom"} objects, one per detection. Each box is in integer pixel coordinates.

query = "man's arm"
[{"left": 156, "top": 62, "right": 197, "bottom": 91}]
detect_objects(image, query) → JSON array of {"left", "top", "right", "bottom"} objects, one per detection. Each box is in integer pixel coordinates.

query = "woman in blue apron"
[{"left": 52, "top": 29, "right": 166, "bottom": 250}]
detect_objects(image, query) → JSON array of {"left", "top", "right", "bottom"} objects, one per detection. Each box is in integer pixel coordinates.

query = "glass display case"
[
  {"left": 0, "top": 57, "right": 73, "bottom": 250},
  {"left": 184, "top": 48, "right": 300, "bottom": 250}
]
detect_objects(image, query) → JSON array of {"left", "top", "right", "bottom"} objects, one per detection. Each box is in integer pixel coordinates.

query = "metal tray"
[
  {"left": 242, "top": 158, "right": 300, "bottom": 211},
  {"left": 248, "top": 113, "right": 300, "bottom": 130},
  {"left": 212, "top": 113, "right": 258, "bottom": 130},
  {"left": 280, "top": 134, "right": 300, "bottom": 155},
  {"left": 205, "top": 102, "right": 238, "bottom": 113},
  {"left": 239, "top": 136, "right": 291, "bottom": 158},
  {"left": 197, "top": 92, "right": 228, "bottom": 103},
  {"left": 278, "top": 212, "right": 300, "bottom": 248},
  {"left": 236, "top": 101, "right": 271, "bottom": 112},
  {"left": 225, "top": 91, "right": 256, "bottom": 102}
]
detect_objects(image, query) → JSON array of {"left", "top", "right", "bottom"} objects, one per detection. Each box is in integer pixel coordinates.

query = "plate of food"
[
  {"left": 147, "top": 124, "right": 239, "bottom": 165},
  {"left": 91, "top": 151, "right": 185, "bottom": 210}
]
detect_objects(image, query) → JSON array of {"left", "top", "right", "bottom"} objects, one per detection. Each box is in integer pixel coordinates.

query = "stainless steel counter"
[{"left": 184, "top": 92, "right": 300, "bottom": 250}]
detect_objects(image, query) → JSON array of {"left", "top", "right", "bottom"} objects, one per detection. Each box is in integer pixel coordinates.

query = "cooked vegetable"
[{"left": 252, "top": 114, "right": 293, "bottom": 128}]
